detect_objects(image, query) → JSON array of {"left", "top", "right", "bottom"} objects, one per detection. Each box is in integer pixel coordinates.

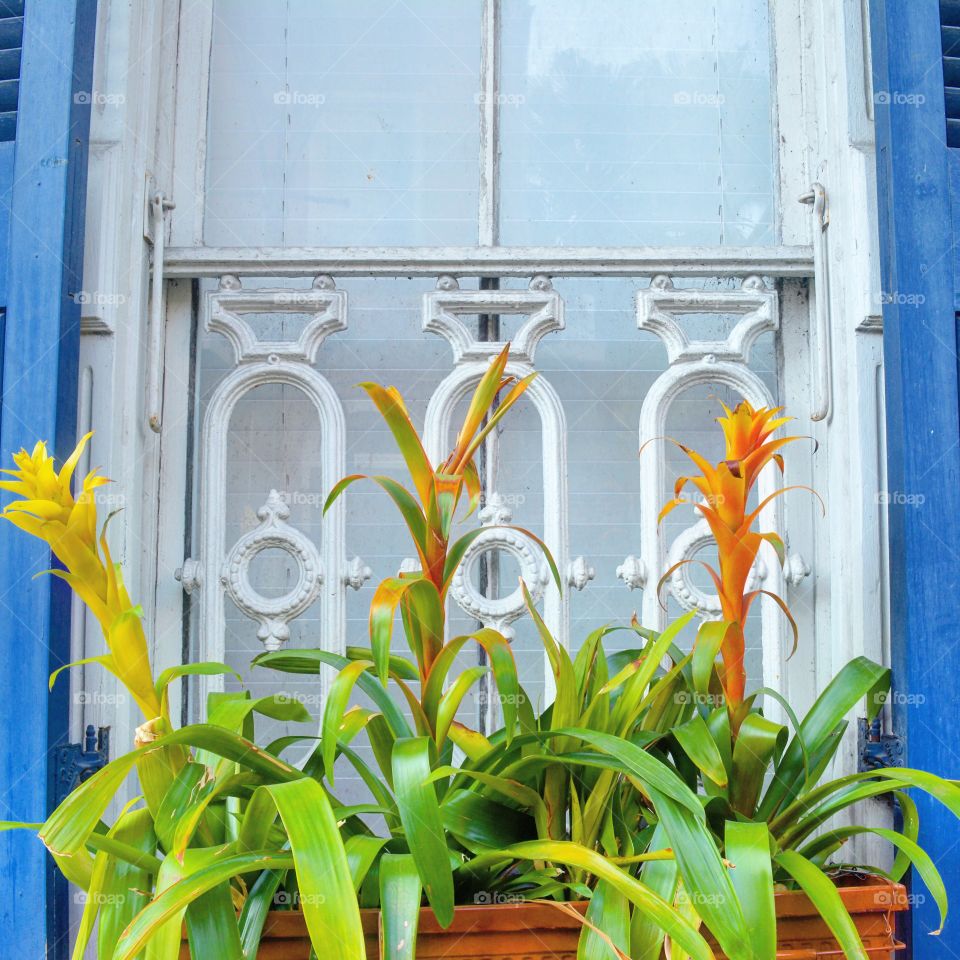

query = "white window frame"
[{"left": 76, "top": 0, "right": 888, "bottom": 775}]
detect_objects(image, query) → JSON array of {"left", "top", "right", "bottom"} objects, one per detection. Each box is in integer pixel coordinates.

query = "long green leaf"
[
  {"left": 648, "top": 785, "right": 751, "bottom": 959},
  {"left": 578, "top": 879, "right": 630, "bottom": 960},
  {"left": 114, "top": 852, "right": 293, "bottom": 960},
  {"left": 774, "top": 851, "right": 869, "bottom": 959},
  {"left": 474, "top": 840, "right": 714, "bottom": 960},
  {"left": 392, "top": 737, "right": 455, "bottom": 927},
  {"left": 725, "top": 821, "right": 776, "bottom": 960},
  {"left": 673, "top": 714, "right": 728, "bottom": 788},
  {"left": 40, "top": 726, "right": 300, "bottom": 858},
  {"left": 253, "top": 649, "right": 412, "bottom": 738},
  {"left": 322, "top": 659, "right": 375, "bottom": 782},
  {"left": 380, "top": 853, "right": 423, "bottom": 960}
]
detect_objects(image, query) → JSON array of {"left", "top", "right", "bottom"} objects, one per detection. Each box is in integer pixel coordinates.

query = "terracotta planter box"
[{"left": 179, "top": 877, "right": 906, "bottom": 958}]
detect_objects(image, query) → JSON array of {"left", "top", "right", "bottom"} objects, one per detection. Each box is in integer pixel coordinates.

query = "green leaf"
[
  {"left": 238, "top": 868, "right": 286, "bottom": 959},
  {"left": 322, "top": 659, "right": 375, "bottom": 783},
  {"left": 673, "top": 713, "right": 728, "bottom": 788},
  {"left": 356, "top": 382, "right": 435, "bottom": 506},
  {"left": 184, "top": 873, "right": 244, "bottom": 960},
  {"left": 730, "top": 713, "right": 787, "bottom": 815},
  {"left": 441, "top": 789, "right": 533, "bottom": 851},
  {"left": 578, "top": 879, "right": 630, "bottom": 960},
  {"left": 371, "top": 577, "right": 443, "bottom": 682},
  {"left": 345, "top": 834, "right": 388, "bottom": 892},
  {"left": 551, "top": 728, "right": 705, "bottom": 819},
  {"left": 423, "top": 628, "right": 519, "bottom": 744},
  {"left": 774, "top": 851, "right": 869, "bottom": 960},
  {"left": 436, "top": 665, "right": 489, "bottom": 747},
  {"left": 692, "top": 620, "right": 733, "bottom": 699},
  {"left": 798, "top": 824, "right": 946, "bottom": 932},
  {"left": 392, "top": 737, "right": 455, "bottom": 927},
  {"left": 253, "top": 648, "right": 412, "bottom": 738},
  {"left": 380, "top": 854, "right": 423, "bottom": 960},
  {"left": 648, "top": 785, "right": 752, "bottom": 959},
  {"left": 725, "top": 821, "right": 776, "bottom": 960},
  {"left": 114, "top": 852, "right": 293, "bottom": 960},
  {"left": 254, "top": 779, "right": 365, "bottom": 957},
  {"left": 154, "top": 661, "right": 241, "bottom": 711},
  {"left": 96, "top": 808, "right": 156, "bottom": 960},
  {"left": 759, "top": 657, "right": 889, "bottom": 819},
  {"left": 40, "top": 725, "right": 300, "bottom": 858},
  {"left": 473, "top": 840, "right": 714, "bottom": 960},
  {"left": 629, "top": 825, "right": 679, "bottom": 960}
]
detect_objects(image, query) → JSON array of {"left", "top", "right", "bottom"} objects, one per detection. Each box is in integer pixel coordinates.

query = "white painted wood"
[
  {"left": 73, "top": 0, "right": 891, "bottom": 824},
  {"left": 478, "top": 0, "right": 500, "bottom": 246}
]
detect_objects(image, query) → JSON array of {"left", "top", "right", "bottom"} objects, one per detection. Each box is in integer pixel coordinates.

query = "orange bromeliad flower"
[{"left": 659, "top": 401, "right": 801, "bottom": 720}]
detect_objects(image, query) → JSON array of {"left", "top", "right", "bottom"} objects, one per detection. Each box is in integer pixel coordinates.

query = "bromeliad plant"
[
  {"left": 0, "top": 356, "right": 750, "bottom": 960},
  {"left": 5, "top": 367, "right": 957, "bottom": 960},
  {"left": 0, "top": 435, "right": 369, "bottom": 960},
  {"left": 254, "top": 350, "right": 776, "bottom": 960},
  {"left": 658, "top": 401, "right": 960, "bottom": 958}
]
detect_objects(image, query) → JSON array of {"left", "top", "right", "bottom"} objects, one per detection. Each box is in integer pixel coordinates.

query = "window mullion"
[{"left": 478, "top": 0, "right": 501, "bottom": 246}]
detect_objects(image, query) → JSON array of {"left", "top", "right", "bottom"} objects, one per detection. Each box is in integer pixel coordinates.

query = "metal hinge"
[
  {"left": 858, "top": 717, "right": 905, "bottom": 773},
  {"left": 53, "top": 724, "right": 110, "bottom": 807}
]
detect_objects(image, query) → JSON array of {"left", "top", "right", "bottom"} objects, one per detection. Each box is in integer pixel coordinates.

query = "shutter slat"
[
  {"left": 0, "top": 111, "right": 15, "bottom": 142},
  {"left": 944, "top": 0, "right": 960, "bottom": 27},
  {"left": 0, "top": 78, "right": 16, "bottom": 112},
  {"left": 0, "top": 47, "right": 19, "bottom": 83},
  {"left": 0, "top": 17, "right": 22, "bottom": 49},
  {"left": 943, "top": 5, "right": 960, "bottom": 144},
  {"left": 945, "top": 25, "right": 960, "bottom": 55},
  {"left": 0, "top": 4, "right": 19, "bottom": 143}
]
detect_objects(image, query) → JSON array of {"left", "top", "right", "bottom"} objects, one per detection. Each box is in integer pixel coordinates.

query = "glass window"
[
  {"left": 205, "top": 0, "right": 483, "bottom": 245},
  {"left": 499, "top": 0, "right": 776, "bottom": 244},
  {"left": 204, "top": 0, "right": 776, "bottom": 247}
]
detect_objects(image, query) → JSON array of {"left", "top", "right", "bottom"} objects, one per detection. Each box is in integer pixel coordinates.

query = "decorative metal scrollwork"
[{"left": 220, "top": 490, "right": 323, "bottom": 651}]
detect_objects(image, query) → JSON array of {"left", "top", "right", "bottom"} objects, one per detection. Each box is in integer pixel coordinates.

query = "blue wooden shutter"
[
  {"left": 0, "top": 1, "right": 22, "bottom": 144},
  {"left": 0, "top": 1, "right": 96, "bottom": 955}
]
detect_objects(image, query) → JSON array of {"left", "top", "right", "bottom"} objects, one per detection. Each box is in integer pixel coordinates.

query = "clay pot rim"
[{"left": 254, "top": 875, "right": 906, "bottom": 939}]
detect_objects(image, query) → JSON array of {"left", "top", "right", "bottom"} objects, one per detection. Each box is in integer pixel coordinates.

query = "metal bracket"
[
  {"left": 799, "top": 183, "right": 832, "bottom": 422},
  {"left": 858, "top": 717, "right": 905, "bottom": 773},
  {"left": 53, "top": 724, "right": 110, "bottom": 807},
  {"left": 146, "top": 191, "right": 176, "bottom": 432}
]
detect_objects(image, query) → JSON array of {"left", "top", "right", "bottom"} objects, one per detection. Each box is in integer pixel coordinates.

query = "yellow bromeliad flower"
[
  {"left": 659, "top": 401, "right": 802, "bottom": 719},
  {"left": 0, "top": 433, "right": 161, "bottom": 720}
]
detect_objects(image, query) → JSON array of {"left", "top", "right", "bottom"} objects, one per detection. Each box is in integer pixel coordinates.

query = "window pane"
[
  {"left": 204, "top": 0, "right": 482, "bottom": 246},
  {"left": 499, "top": 0, "right": 776, "bottom": 245}
]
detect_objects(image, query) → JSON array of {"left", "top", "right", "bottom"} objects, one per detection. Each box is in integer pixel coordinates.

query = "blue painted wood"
[
  {"left": 0, "top": 0, "right": 95, "bottom": 955},
  {"left": 871, "top": 1, "right": 960, "bottom": 955}
]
